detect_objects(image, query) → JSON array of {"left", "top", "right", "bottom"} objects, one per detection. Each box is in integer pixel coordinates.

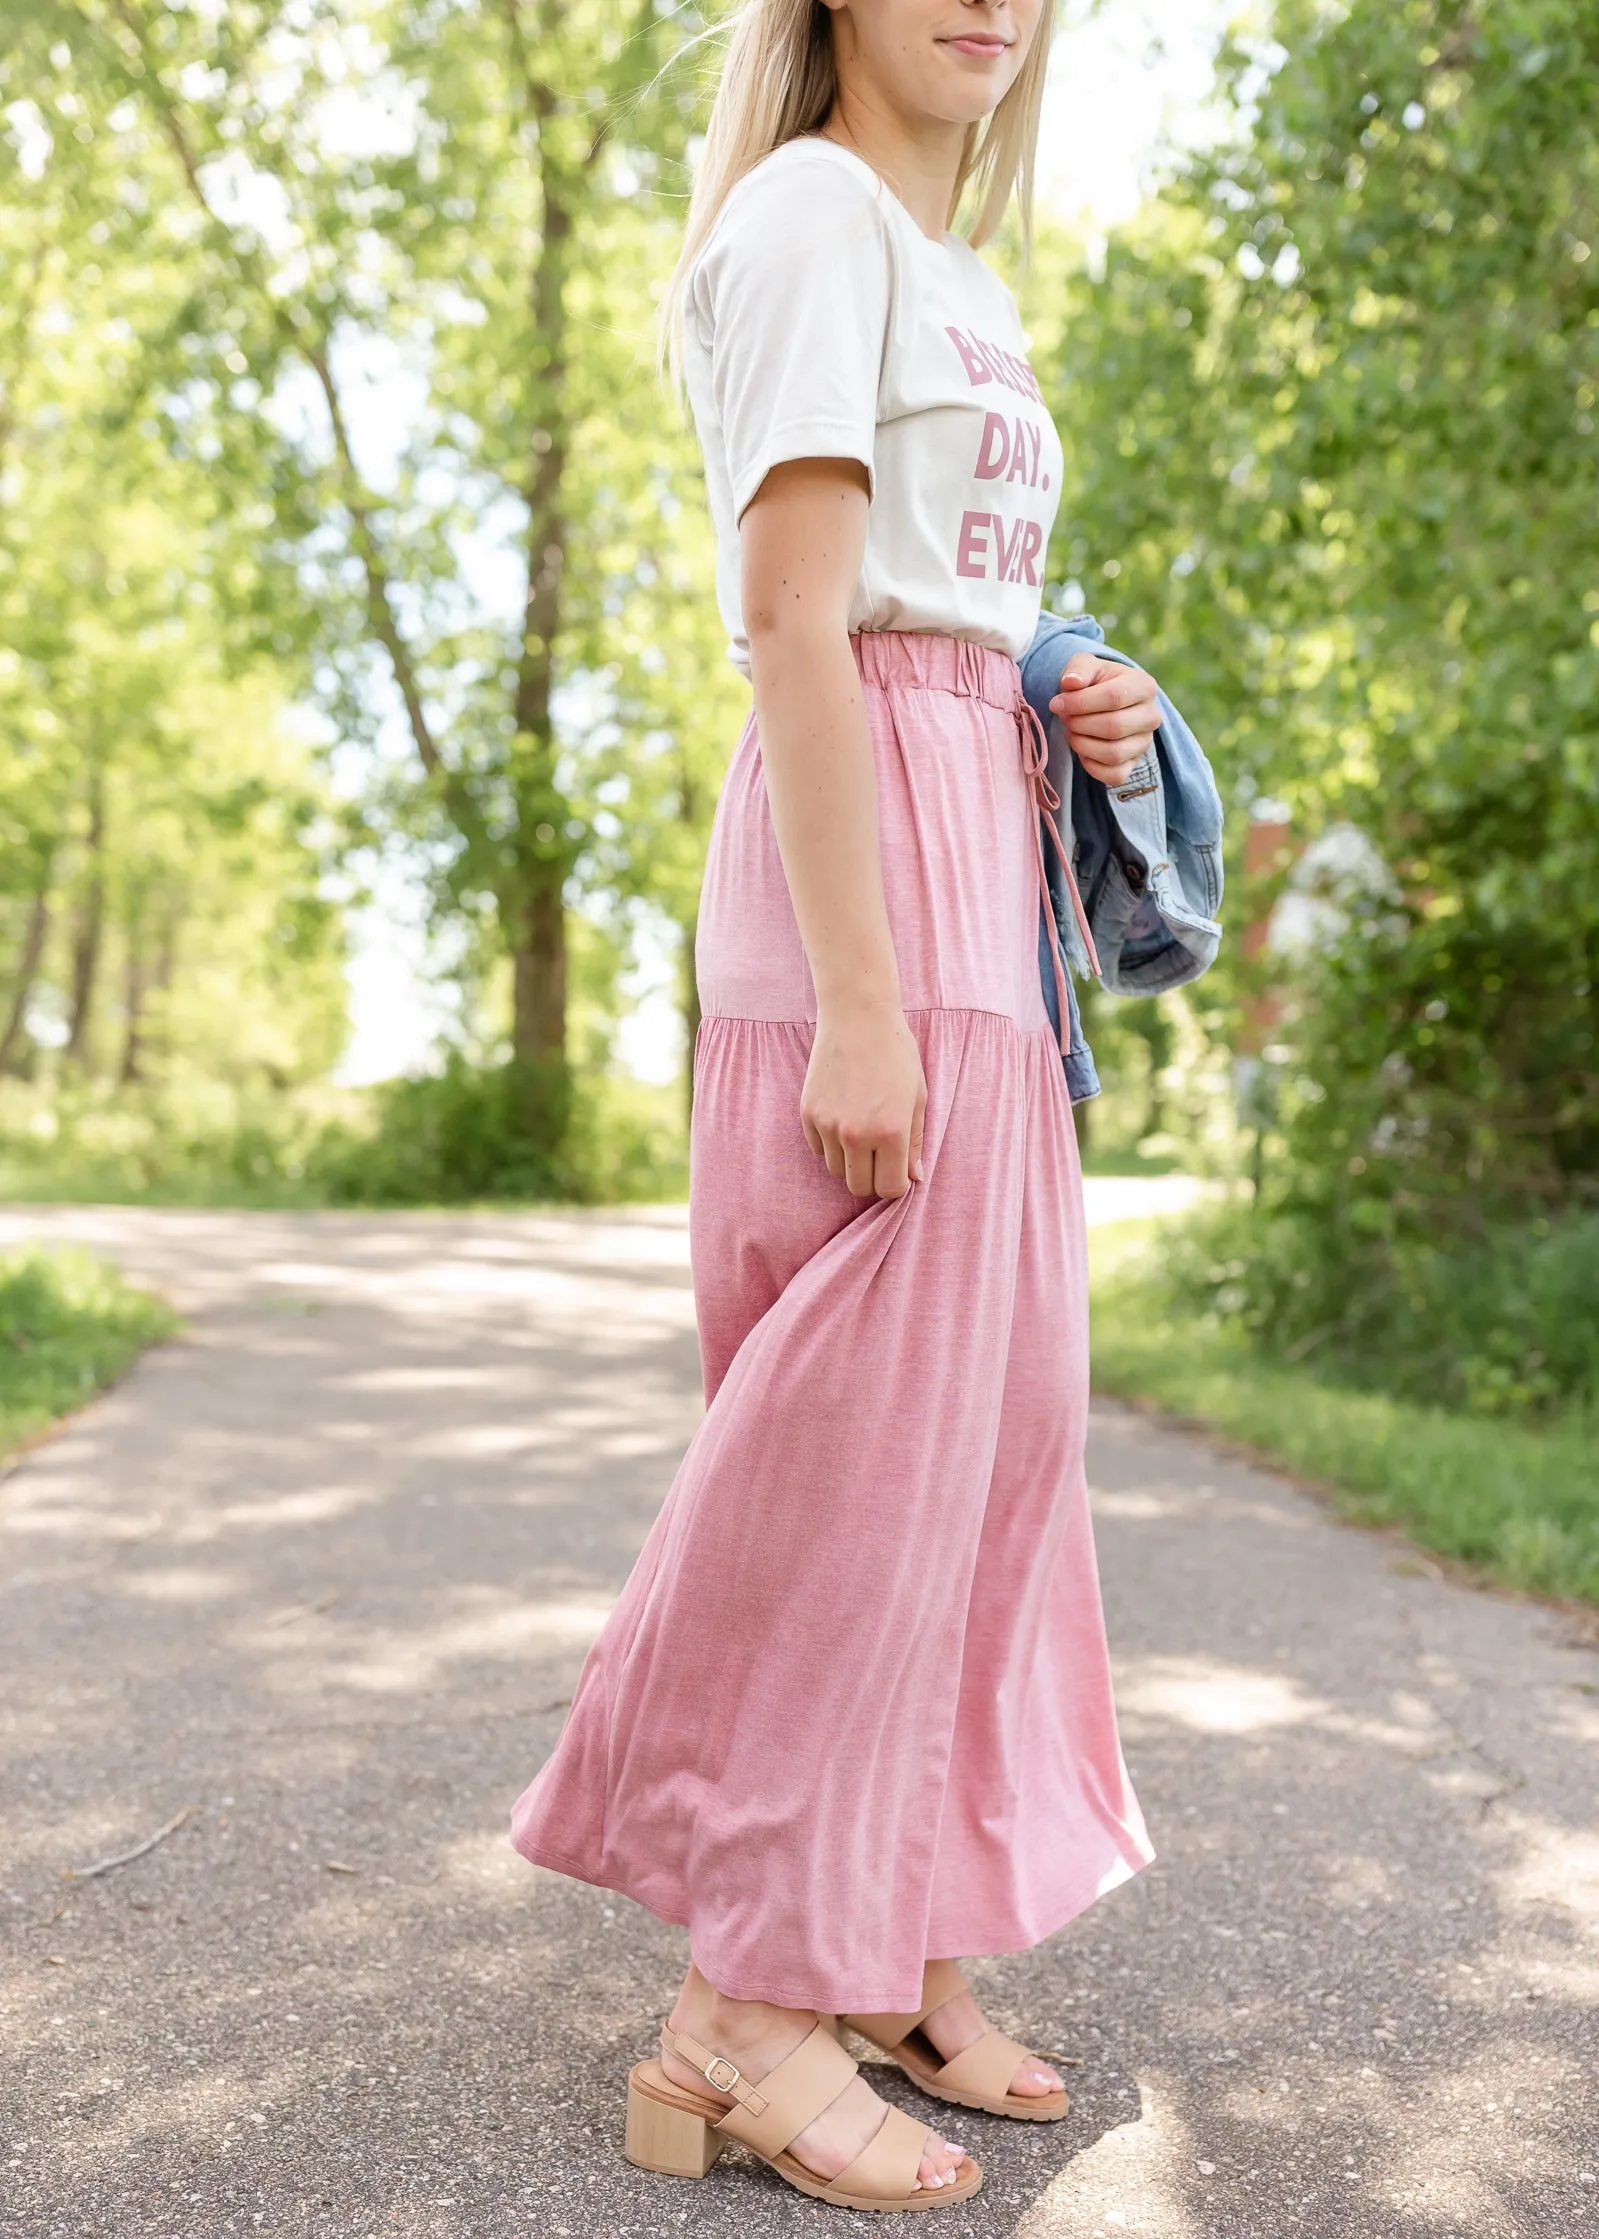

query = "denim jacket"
[{"left": 1019, "top": 612, "right": 1225, "bottom": 1103}]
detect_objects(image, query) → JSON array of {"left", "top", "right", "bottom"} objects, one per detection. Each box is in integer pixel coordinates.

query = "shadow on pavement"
[{"left": 0, "top": 1210, "right": 1594, "bottom": 2237}]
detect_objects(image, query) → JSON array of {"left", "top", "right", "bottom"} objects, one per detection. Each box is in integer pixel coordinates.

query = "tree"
[
  {"left": 19, "top": 0, "right": 729, "bottom": 1154},
  {"left": 1045, "top": 0, "right": 1599, "bottom": 1219},
  {"left": 0, "top": 82, "right": 347, "bottom": 1102}
]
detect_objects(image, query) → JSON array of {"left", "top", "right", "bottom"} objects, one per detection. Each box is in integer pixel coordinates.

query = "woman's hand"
[
  {"left": 1050, "top": 652, "right": 1159, "bottom": 788},
  {"left": 801, "top": 996, "right": 927, "bottom": 1200}
]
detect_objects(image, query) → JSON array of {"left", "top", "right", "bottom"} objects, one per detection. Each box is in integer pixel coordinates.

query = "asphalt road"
[{"left": 1, "top": 1201, "right": 1595, "bottom": 2239}]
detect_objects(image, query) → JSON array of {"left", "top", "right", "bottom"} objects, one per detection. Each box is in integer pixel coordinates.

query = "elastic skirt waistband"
[{"left": 850, "top": 629, "right": 1022, "bottom": 711}]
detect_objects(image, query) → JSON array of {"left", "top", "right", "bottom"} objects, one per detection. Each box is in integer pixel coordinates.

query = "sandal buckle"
[{"left": 703, "top": 2054, "right": 741, "bottom": 2094}]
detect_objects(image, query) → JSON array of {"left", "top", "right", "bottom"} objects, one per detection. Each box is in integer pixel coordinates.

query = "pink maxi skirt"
[{"left": 511, "top": 631, "right": 1152, "bottom": 2012}]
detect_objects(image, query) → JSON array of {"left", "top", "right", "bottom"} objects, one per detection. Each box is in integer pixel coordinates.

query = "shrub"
[
  {"left": 308, "top": 1057, "right": 687, "bottom": 1206},
  {"left": 1161, "top": 1199, "right": 1599, "bottom": 1421},
  {"left": 311, "top": 1056, "right": 570, "bottom": 1204},
  {"left": 0, "top": 1078, "right": 338, "bottom": 1204},
  {"left": 0, "top": 1246, "right": 176, "bottom": 1455},
  {"left": 0, "top": 1063, "right": 690, "bottom": 1209},
  {"left": 1090, "top": 1221, "right": 1599, "bottom": 1606}
]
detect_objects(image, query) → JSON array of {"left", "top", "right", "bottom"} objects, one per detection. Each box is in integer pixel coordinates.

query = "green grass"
[
  {"left": 0, "top": 1247, "right": 178, "bottom": 1461},
  {"left": 1089, "top": 1221, "right": 1599, "bottom": 1609}
]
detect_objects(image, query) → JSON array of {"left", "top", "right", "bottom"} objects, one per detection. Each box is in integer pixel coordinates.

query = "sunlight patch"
[{"left": 1117, "top": 1657, "right": 1323, "bottom": 1735}]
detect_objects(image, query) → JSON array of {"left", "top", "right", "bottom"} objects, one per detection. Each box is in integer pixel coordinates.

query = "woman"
[{"left": 511, "top": 0, "right": 1161, "bottom": 2211}]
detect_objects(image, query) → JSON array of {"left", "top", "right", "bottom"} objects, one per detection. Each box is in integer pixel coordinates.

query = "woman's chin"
[{"left": 925, "top": 57, "right": 1022, "bottom": 121}]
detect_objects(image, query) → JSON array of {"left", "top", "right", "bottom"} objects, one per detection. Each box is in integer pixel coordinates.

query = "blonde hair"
[{"left": 660, "top": 1, "right": 1054, "bottom": 382}]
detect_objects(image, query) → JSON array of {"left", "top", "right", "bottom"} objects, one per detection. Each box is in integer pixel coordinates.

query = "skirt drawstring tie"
[{"left": 1017, "top": 693, "right": 1099, "bottom": 1059}]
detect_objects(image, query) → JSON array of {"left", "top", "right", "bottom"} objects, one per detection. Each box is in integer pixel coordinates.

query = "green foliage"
[
  {"left": 0, "top": 1245, "right": 176, "bottom": 1457},
  {"left": 310, "top": 1057, "right": 685, "bottom": 1205},
  {"left": 1068, "top": 981, "right": 1237, "bottom": 1173},
  {"left": 559, "top": 1072, "right": 689, "bottom": 1205},
  {"left": 1160, "top": 1197, "right": 1599, "bottom": 1419},
  {"left": 0, "top": 0, "right": 744, "bottom": 1185},
  {"left": 0, "top": 1063, "right": 687, "bottom": 1208},
  {"left": 0, "top": 0, "right": 733, "bottom": 1195},
  {"left": 0, "top": 1078, "right": 344, "bottom": 1204},
  {"left": 1047, "top": 0, "right": 1599, "bottom": 1220},
  {"left": 312, "top": 1055, "right": 569, "bottom": 1204},
  {"left": 1234, "top": 0, "right": 1599, "bottom": 1212},
  {"left": 1090, "top": 1222, "right": 1599, "bottom": 1607},
  {"left": 0, "top": 47, "right": 351, "bottom": 1103},
  {"left": 0, "top": 1, "right": 742, "bottom": 1101},
  {"left": 1038, "top": 0, "right": 1599, "bottom": 1448},
  {"left": 10, "top": 0, "right": 1592, "bottom": 1235}
]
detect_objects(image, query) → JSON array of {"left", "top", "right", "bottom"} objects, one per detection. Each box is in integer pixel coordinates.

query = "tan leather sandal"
[
  {"left": 840, "top": 1958, "right": 1071, "bottom": 2122},
  {"left": 625, "top": 2015, "right": 983, "bottom": 2211}
]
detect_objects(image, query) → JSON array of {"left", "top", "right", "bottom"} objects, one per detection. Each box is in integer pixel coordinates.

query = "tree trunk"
[
  {"left": 120, "top": 913, "right": 148, "bottom": 1085},
  {"left": 150, "top": 913, "right": 179, "bottom": 1070},
  {"left": 510, "top": 884, "right": 567, "bottom": 1072},
  {"left": 504, "top": 54, "right": 574, "bottom": 1142},
  {"left": 66, "top": 770, "right": 106, "bottom": 1068},
  {"left": 0, "top": 853, "right": 52, "bottom": 1077},
  {"left": 123, "top": 905, "right": 180, "bottom": 1085}
]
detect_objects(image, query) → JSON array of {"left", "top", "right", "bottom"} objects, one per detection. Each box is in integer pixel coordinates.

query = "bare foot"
[
  {"left": 917, "top": 1985, "right": 1064, "bottom": 2097},
  {"left": 661, "top": 1965, "right": 966, "bottom": 2193}
]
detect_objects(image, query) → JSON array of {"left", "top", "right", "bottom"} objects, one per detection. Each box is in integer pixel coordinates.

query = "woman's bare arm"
[{"left": 740, "top": 456, "right": 926, "bottom": 1201}]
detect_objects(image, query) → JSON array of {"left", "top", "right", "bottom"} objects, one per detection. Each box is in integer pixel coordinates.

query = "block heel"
[{"left": 625, "top": 2062, "right": 728, "bottom": 2176}]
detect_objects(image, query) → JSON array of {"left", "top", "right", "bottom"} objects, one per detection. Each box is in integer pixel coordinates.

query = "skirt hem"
[{"left": 509, "top": 1828, "right": 1156, "bottom": 2013}]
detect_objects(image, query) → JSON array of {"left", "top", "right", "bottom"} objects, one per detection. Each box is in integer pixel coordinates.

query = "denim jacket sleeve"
[{"left": 1019, "top": 611, "right": 1224, "bottom": 997}]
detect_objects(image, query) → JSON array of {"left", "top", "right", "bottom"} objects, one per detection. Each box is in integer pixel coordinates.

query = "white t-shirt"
[{"left": 684, "top": 137, "right": 1064, "bottom": 678}]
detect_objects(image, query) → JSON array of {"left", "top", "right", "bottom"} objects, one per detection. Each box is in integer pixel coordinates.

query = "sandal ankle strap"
[
  {"left": 661, "top": 2018, "right": 861, "bottom": 2163},
  {"left": 660, "top": 2023, "right": 772, "bottom": 2118}
]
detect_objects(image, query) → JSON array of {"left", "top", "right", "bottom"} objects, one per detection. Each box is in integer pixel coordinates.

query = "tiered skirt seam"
[{"left": 699, "top": 1005, "right": 1056, "bottom": 1034}]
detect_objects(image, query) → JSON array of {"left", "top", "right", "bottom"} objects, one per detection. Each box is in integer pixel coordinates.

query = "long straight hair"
[{"left": 659, "top": 0, "right": 1055, "bottom": 383}]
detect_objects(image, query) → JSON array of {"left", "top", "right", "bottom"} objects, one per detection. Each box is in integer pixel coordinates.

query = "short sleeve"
[{"left": 689, "top": 147, "right": 892, "bottom": 521}]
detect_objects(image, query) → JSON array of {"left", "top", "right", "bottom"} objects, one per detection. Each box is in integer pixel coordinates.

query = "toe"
[
  {"left": 915, "top": 2135, "right": 964, "bottom": 2190},
  {"left": 1012, "top": 2057, "right": 1063, "bottom": 2096}
]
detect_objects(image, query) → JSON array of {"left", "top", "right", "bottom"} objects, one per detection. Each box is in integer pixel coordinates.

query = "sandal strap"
[
  {"left": 831, "top": 2101, "right": 934, "bottom": 2201},
  {"left": 844, "top": 1957, "right": 968, "bottom": 2050},
  {"left": 935, "top": 2026, "right": 1037, "bottom": 2102},
  {"left": 661, "top": 2019, "right": 859, "bottom": 2161}
]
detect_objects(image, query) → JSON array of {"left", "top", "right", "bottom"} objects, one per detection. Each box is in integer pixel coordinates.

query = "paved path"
[{"left": 1, "top": 1203, "right": 1594, "bottom": 2239}]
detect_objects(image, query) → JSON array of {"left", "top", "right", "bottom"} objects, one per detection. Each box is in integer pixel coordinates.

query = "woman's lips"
[{"left": 941, "top": 35, "right": 1011, "bottom": 57}]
